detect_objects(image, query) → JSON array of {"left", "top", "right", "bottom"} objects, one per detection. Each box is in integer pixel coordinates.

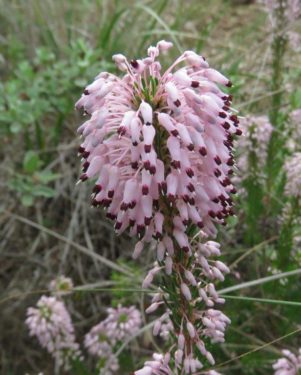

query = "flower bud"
[
  {"left": 133, "top": 241, "right": 144, "bottom": 259},
  {"left": 180, "top": 283, "right": 192, "bottom": 301},
  {"left": 178, "top": 333, "right": 185, "bottom": 350},
  {"left": 187, "top": 321, "right": 196, "bottom": 338},
  {"left": 145, "top": 302, "right": 160, "bottom": 314}
]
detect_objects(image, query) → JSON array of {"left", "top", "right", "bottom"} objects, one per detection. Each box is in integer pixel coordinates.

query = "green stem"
[{"left": 153, "top": 111, "right": 196, "bottom": 370}]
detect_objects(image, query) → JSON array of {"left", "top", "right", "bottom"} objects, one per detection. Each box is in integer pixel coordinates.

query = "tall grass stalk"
[{"left": 266, "top": 0, "right": 288, "bottom": 204}]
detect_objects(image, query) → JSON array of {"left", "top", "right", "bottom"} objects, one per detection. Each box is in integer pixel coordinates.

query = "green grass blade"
[
  {"left": 219, "top": 268, "right": 301, "bottom": 294},
  {"left": 98, "top": 7, "right": 129, "bottom": 50},
  {"left": 133, "top": 3, "right": 182, "bottom": 52},
  {"left": 221, "top": 294, "right": 301, "bottom": 307},
  {"left": 7, "top": 211, "right": 134, "bottom": 277}
]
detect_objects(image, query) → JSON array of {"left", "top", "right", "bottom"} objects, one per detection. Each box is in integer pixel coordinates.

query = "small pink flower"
[
  {"left": 84, "top": 320, "right": 113, "bottom": 358},
  {"left": 180, "top": 282, "right": 192, "bottom": 301},
  {"left": 49, "top": 275, "right": 73, "bottom": 296},
  {"left": 105, "top": 304, "right": 142, "bottom": 341}
]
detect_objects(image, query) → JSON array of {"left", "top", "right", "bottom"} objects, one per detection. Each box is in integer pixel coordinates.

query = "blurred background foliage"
[{"left": 0, "top": 0, "right": 301, "bottom": 374}]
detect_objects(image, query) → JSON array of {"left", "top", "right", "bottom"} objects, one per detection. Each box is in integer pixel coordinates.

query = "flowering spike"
[{"left": 75, "top": 41, "right": 241, "bottom": 374}]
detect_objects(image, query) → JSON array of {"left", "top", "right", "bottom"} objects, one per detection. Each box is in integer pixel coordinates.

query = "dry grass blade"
[
  {"left": 5, "top": 210, "right": 134, "bottom": 277},
  {"left": 0, "top": 289, "right": 49, "bottom": 306},
  {"left": 214, "top": 327, "right": 301, "bottom": 370}
]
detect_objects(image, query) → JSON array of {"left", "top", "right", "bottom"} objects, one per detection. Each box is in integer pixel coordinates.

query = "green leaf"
[
  {"left": 290, "top": 88, "right": 301, "bottom": 108},
  {"left": 35, "top": 47, "right": 55, "bottom": 64},
  {"left": 31, "top": 185, "right": 56, "bottom": 198},
  {"left": 118, "top": 349, "right": 134, "bottom": 371},
  {"left": 35, "top": 171, "right": 61, "bottom": 184},
  {"left": 74, "top": 78, "right": 88, "bottom": 87},
  {"left": 17, "top": 61, "right": 34, "bottom": 80},
  {"left": 21, "top": 194, "right": 33, "bottom": 207},
  {"left": 221, "top": 294, "right": 301, "bottom": 307},
  {"left": 10, "top": 122, "right": 21, "bottom": 133},
  {"left": 71, "top": 358, "right": 92, "bottom": 375},
  {"left": 23, "top": 151, "right": 40, "bottom": 173},
  {"left": 219, "top": 268, "right": 301, "bottom": 294}
]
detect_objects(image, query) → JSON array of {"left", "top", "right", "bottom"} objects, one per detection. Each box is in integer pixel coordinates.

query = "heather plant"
[
  {"left": 277, "top": 152, "right": 301, "bottom": 266},
  {"left": 75, "top": 40, "right": 240, "bottom": 374},
  {"left": 235, "top": 115, "right": 273, "bottom": 244},
  {"left": 234, "top": 0, "right": 301, "bottom": 253},
  {"left": 264, "top": 0, "right": 301, "bottom": 211},
  {"left": 26, "top": 295, "right": 82, "bottom": 371},
  {"left": 85, "top": 305, "right": 142, "bottom": 374},
  {"left": 26, "top": 276, "right": 143, "bottom": 374}
]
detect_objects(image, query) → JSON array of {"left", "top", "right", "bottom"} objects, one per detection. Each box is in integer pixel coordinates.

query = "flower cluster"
[
  {"left": 141, "top": 239, "right": 231, "bottom": 373},
  {"left": 284, "top": 152, "right": 301, "bottom": 199},
  {"left": 76, "top": 41, "right": 239, "bottom": 374},
  {"left": 105, "top": 304, "right": 142, "bottom": 340},
  {"left": 236, "top": 115, "right": 273, "bottom": 184},
  {"left": 134, "top": 353, "right": 173, "bottom": 375},
  {"left": 84, "top": 304, "right": 142, "bottom": 374},
  {"left": 26, "top": 296, "right": 81, "bottom": 370},
  {"left": 49, "top": 275, "right": 73, "bottom": 296},
  {"left": 76, "top": 40, "right": 240, "bottom": 246},
  {"left": 84, "top": 321, "right": 119, "bottom": 374},
  {"left": 26, "top": 295, "right": 141, "bottom": 374},
  {"left": 273, "top": 348, "right": 301, "bottom": 375},
  {"left": 85, "top": 320, "right": 113, "bottom": 358},
  {"left": 135, "top": 353, "right": 222, "bottom": 375}
]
